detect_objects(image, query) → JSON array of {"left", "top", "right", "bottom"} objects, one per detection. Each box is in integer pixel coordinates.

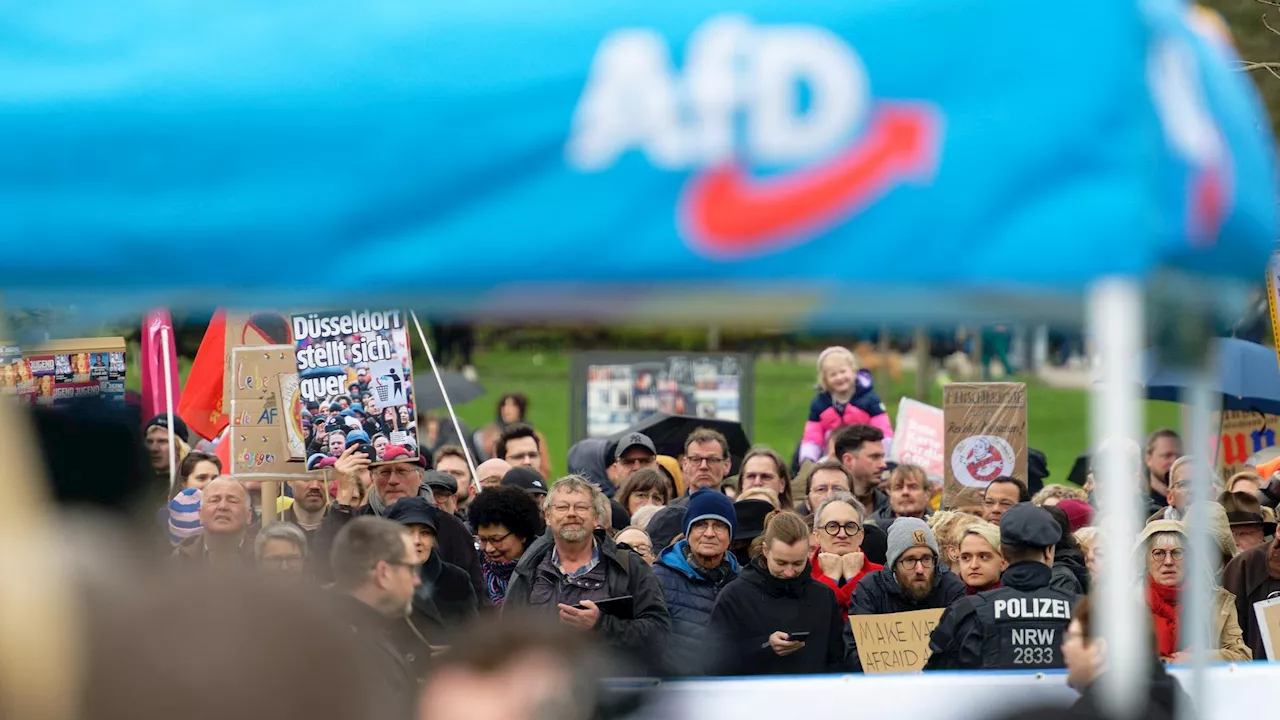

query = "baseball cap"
[
  {"left": 614, "top": 432, "right": 657, "bottom": 461},
  {"left": 501, "top": 467, "right": 548, "bottom": 495},
  {"left": 380, "top": 445, "right": 428, "bottom": 469},
  {"left": 999, "top": 503, "right": 1062, "bottom": 548},
  {"left": 345, "top": 429, "right": 371, "bottom": 445}
]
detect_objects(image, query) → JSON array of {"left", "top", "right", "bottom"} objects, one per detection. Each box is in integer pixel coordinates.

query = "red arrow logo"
[{"left": 679, "top": 102, "right": 941, "bottom": 256}]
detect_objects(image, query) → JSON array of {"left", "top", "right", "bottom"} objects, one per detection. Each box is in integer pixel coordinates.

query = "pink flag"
[{"left": 140, "top": 309, "right": 182, "bottom": 422}]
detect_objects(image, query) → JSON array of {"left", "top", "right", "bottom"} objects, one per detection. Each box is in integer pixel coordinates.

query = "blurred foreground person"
[
  {"left": 1063, "top": 596, "right": 1189, "bottom": 720},
  {"left": 174, "top": 477, "right": 254, "bottom": 568},
  {"left": 330, "top": 517, "right": 420, "bottom": 715},
  {"left": 708, "top": 511, "right": 846, "bottom": 675},
  {"left": 1224, "top": 531, "right": 1280, "bottom": 659},
  {"left": 83, "top": 552, "right": 396, "bottom": 720},
  {"left": 503, "top": 476, "right": 670, "bottom": 671},
  {"left": 418, "top": 614, "right": 631, "bottom": 720}
]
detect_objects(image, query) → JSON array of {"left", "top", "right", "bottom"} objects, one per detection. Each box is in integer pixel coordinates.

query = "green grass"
[{"left": 443, "top": 350, "right": 1183, "bottom": 484}]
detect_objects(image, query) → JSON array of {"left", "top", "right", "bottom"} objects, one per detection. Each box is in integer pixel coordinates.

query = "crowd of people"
[{"left": 141, "top": 351, "right": 1280, "bottom": 720}]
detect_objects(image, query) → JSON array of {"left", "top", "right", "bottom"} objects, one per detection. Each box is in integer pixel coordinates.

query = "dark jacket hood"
[{"left": 567, "top": 439, "right": 612, "bottom": 490}]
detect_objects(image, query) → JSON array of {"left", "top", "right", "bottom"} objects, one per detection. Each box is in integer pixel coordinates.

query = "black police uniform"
[{"left": 924, "top": 503, "right": 1076, "bottom": 671}]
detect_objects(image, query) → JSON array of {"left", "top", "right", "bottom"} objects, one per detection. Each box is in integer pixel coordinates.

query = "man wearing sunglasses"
[{"left": 809, "top": 493, "right": 883, "bottom": 620}]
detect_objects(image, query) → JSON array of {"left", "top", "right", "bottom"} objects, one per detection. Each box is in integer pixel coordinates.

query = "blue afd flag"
[{"left": 0, "top": 0, "right": 1272, "bottom": 323}]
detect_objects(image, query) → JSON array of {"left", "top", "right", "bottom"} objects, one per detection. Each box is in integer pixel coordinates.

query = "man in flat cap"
[{"left": 925, "top": 502, "right": 1077, "bottom": 670}]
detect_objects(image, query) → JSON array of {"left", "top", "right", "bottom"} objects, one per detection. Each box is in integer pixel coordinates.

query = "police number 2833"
[{"left": 1012, "top": 646, "right": 1055, "bottom": 665}]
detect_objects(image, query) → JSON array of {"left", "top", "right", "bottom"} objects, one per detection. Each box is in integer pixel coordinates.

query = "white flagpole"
[
  {"left": 161, "top": 326, "right": 177, "bottom": 495},
  {"left": 409, "top": 311, "right": 478, "bottom": 481}
]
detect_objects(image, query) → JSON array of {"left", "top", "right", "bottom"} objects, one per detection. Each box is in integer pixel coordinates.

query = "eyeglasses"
[
  {"left": 260, "top": 555, "right": 304, "bottom": 569},
  {"left": 551, "top": 503, "right": 593, "bottom": 515},
  {"left": 685, "top": 455, "right": 726, "bottom": 466},
  {"left": 897, "top": 555, "right": 936, "bottom": 570},
  {"left": 821, "top": 521, "right": 863, "bottom": 537},
  {"left": 618, "top": 456, "right": 656, "bottom": 468},
  {"left": 619, "top": 542, "right": 653, "bottom": 557},
  {"left": 477, "top": 531, "right": 513, "bottom": 548},
  {"left": 1150, "top": 548, "right": 1184, "bottom": 562}
]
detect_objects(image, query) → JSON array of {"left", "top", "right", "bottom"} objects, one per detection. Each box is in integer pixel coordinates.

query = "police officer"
[{"left": 924, "top": 503, "right": 1076, "bottom": 670}]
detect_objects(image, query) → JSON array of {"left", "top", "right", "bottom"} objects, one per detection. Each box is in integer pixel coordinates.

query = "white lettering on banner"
[
  {"left": 994, "top": 598, "right": 1071, "bottom": 620},
  {"left": 566, "top": 15, "right": 870, "bottom": 171}
]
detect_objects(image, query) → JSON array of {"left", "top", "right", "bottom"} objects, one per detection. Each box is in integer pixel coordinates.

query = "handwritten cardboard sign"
[
  {"left": 890, "top": 398, "right": 945, "bottom": 480},
  {"left": 229, "top": 345, "right": 308, "bottom": 478},
  {"left": 1214, "top": 409, "right": 1279, "bottom": 477},
  {"left": 222, "top": 312, "right": 294, "bottom": 429},
  {"left": 851, "top": 608, "right": 945, "bottom": 673},
  {"left": 943, "top": 382, "right": 1028, "bottom": 509}
]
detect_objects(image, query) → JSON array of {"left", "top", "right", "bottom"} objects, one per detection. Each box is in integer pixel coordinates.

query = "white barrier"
[{"left": 650, "top": 664, "right": 1280, "bottom": 720}]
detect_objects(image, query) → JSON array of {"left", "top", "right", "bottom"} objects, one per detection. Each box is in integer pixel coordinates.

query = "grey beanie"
[{"left": 885, "top": 517, "right": 939, "bottom": 570}]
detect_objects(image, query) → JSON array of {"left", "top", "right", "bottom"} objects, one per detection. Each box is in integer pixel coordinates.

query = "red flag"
[
  {"left": 178, "top": 310, "right": 229, "bottom": 440},
  {"left": 140, "top": 309, "right": 183, "bottom": 422}
]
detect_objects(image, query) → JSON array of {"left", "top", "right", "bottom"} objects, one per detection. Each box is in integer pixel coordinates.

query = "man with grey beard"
[{"left": 503, "top": 475, "right": 670, "bottom": 671}]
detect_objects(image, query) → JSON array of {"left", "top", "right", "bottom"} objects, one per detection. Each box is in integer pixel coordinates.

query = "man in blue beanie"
[{"left": 651, "top": 488, "right": 741, "bottom": 675}]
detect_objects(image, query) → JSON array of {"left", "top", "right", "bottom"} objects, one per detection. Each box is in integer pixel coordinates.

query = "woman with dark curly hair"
[{"left": 467, "top": 486, "right": 545, "bottom": 606}]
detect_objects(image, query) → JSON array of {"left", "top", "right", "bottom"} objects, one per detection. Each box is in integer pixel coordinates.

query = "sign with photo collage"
[
  {"left": 570, "top": 351, "right": 753, "bottom": 441},
  {"left": 7, "top": 337, "right": 127, "bottom": 407}
]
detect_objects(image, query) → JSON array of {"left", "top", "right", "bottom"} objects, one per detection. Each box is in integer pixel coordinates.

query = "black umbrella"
[
  {"left": 608, "top": 413, "right": 751, "bottom": 468},
  {"left": 412, "top": 371, "right": 485, "bottom": 411}
]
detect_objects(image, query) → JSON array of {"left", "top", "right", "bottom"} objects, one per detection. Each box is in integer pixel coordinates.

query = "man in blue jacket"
[{"left": 652, "top": 489, "right": 740, "bottom": 676}]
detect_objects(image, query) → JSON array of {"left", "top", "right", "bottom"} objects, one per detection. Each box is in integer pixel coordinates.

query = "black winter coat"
[
  {"left": 707, "top": 558, "right": 848, "bottom": 676},
  {"left": 333, "top": 594, "right": 417, "bottom": 719},
  {"left": 504, "top": 530, "right": 670, "bottom": 670},
  {"left": 846, "top": 565, "right": 965, "bottom": 671},
  {"left": 1071, "top": 663, "right": 1190, "bottom": 720},
  {"left": 391, "top": 551, "right": 479, "bottom": 678},
  {"left": 1051, "top": 548, "right": 1090, "bottom": 595}
]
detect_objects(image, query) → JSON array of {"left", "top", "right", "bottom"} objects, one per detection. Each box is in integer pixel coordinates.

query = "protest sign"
[
  {"left": 222, "top": 312, "right": 294, "bottom": 425},
  {"left": 1254, "top": 596, "right": 1280, "bottom": 661},
  {"left": 850, "top": 608, "right": 945, "bottom": 673},
  {"left": 890, "top": 398, "right": 945, "bottom": 480},
  {"left": 229, "top": 345, "right": 308, "bottom": 478},
  {"left": 275, "top": 372, "right": 307, "bottom": 460},
  {"left": 943, "top": 382, "right": 1027, "bottom": 509},
  {"left": 1211, "top": 409, "right": 1279, "bottom": 477},
  {"left": 0, "top": 345, "right": 23, "bottom": 398},
  {"left": 16, "top": 338, "right": 126, "bottom": 407},
  {"left": 290, "top": 310, "right": 415, "bottom": 465}
]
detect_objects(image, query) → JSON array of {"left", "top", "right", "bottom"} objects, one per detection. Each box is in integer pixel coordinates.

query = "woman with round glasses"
[
  {"left": 1137, "top": 520, "right": 1250, "bottom": 663},
  {"left": 808, "top": 493, "right": 882, "bottom": 619}
]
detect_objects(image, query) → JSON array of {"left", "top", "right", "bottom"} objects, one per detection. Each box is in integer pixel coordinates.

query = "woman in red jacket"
[{"left": 809, "top": 493, "right": 883, "bottom": 618}]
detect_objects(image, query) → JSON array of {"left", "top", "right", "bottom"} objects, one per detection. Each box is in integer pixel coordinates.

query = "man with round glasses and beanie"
[
  {"left": 809, "top": 492, "right": 882, "bottom": 620},
  {"left": 925, "top": 502, "right": 1076, "bottom": 670}
]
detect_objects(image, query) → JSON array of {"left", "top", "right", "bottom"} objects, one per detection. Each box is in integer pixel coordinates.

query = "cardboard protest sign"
[
  {"left": 229, "top": 345, "right": 309, "bottom": 478},
  {"left": 290, "top": 310, "right": 415, "bottom": 466},
  {"left": 275, "top": 372, "right": 307, "bottom": 461},
  {"left": 890, "top": 398, "right": 945, "bottom": 480},
  {"left": 1213, "top": 409, "right": 1279, "bottom": 477},
  {"left": 943, "top": 382, "right": 1027, "bottom": 509},
  {"left": 222, "top": 312, "right": 295, "bottom": 426},
  {"left": 850, "top": 608, "right": 945, "bottom": 673},
  {"left": 1254, "top": 595, "right": 1280, "bottom": 661},
  {"left": 16, "top": 338, "right": 126, "bottom": 407}
]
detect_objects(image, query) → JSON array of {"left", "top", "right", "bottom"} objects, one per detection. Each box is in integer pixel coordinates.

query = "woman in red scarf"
[{"left": 1138, "top": 520, "right": 1251, "bottom": 663}]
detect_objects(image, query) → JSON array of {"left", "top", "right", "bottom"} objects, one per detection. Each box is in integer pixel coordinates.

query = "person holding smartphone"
[{"left": 707, "top": 510, "right": 848, "bottom": 676}]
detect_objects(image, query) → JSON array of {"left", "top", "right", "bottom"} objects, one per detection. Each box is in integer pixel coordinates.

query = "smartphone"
[
  {"left": 575, "top": 595, "right": 634, "bottom": 619},
  {"left": 786, "top": 632, "right": 811, "bottom": 641},
  {"left": 353, "top": 442, "right": 376, "bottom": 461}
]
